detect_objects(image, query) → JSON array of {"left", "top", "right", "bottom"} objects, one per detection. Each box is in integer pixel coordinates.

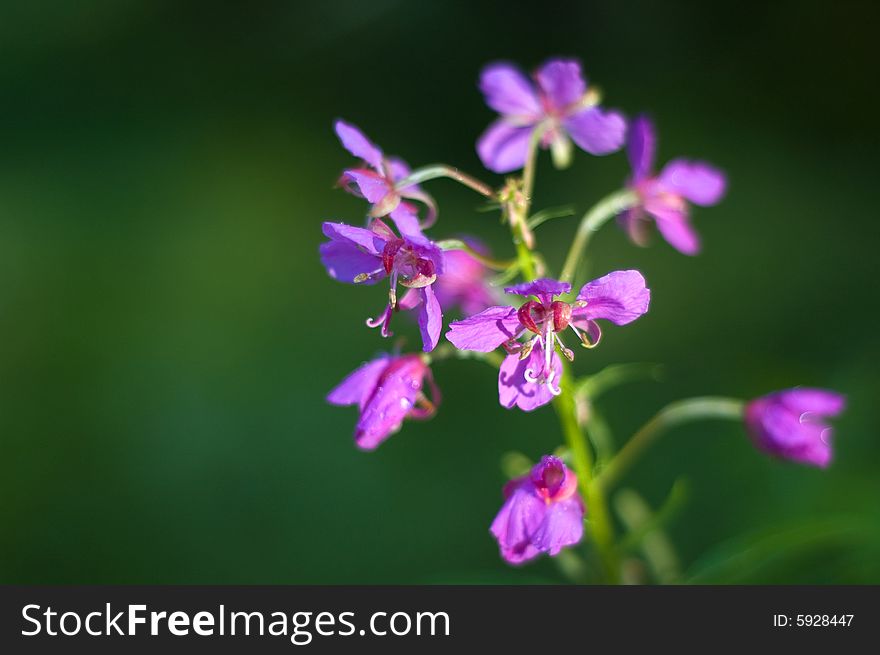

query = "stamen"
[
  {"left": 524, "top": 368, "right": 540, "bottom": 383},
  {"left": 518, "top": 336, "right": 538, "bottom": 360},
  {"left": 555, "top": 333, "right": 574, "bottom": 362},
  {"left": 365, "top": 304, "right": 393, "bottom": 338}
]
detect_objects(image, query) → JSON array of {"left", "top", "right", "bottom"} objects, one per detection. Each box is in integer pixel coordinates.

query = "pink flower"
[
  {"left": 477, "top": 58, "right": 627, "bottom": 173},
  {"left": 327, "top": 353, "right": 440, "bottom": 450},
  {"left": 745, "top": 388, "right": 846, "bottom": 468},
  {"left": 446, "top": 273, "right": 649, "bottom": 410},
  {"left": 619, "top": 115, "right": 726, "bottom": 255},
  {"left": 491, "top": 455, "right": 585, "bottom": 564}
]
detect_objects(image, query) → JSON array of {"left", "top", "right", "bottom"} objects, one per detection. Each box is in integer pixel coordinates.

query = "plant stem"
[
  {"left": 394, "top": 164, "right": 496, "bottom": 198},
  {"left": 559, "top": 189, "right": 638, "bottom": 284},
  {"left": 595, "top": 397, "right": 746, "bottom": 493},
  {"left": 554, "top": 377, "right": 620, "bottom": 583},
  {"left": 521, "top": 125, "right": 545, "bottom": 206},
  {"left": 436, "top": 239, "right": 516, "bottom": 270}
]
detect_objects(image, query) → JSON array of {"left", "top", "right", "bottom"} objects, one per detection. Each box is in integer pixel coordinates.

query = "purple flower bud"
[
  {"left": 744, "top": 388, "right": 846, "bottom": 468},
  {"left": 490, "top": 455, "right": 585, "bottom": 564},
  {"left": 327, "top": 354, "right": 440, "bottom": 451}
]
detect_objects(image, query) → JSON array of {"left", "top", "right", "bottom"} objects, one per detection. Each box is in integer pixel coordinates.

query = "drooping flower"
[
  {"left": 476, "top": 58, "right": 627, "bottom": 173},
  {"left": 490, "top": 455, "right": 585, "bottom": 564},
  {"left": 618, "top": 115, "right": 726, "bottom": 255},
  {"left": 335, "top": 120, "right": 432, "bottom": 228},
  {"left": 744, "top": 388, "right": 846, "bottom": 468},
  {"left": 327, "top": 353, "right": 440, "bottom": 450},
  {"left": 320, "top": 218, "right": 444, "bottom": 351},
  {"left": 446, "top": 272, "right": 649, "bottom": 410}
]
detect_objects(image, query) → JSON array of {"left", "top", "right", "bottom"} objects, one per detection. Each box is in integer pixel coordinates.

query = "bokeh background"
[{"left": 2, "top": 0, "right": 879, "bottom": 583}]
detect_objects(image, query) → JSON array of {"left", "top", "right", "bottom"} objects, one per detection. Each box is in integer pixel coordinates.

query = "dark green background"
[{"left": 2, "top": 0, "right": 878, "bottom": 583}]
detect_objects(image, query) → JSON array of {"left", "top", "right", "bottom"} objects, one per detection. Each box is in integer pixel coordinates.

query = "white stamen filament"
[{"left": 524, "top": 368, "right": 540, "bottom": 383}]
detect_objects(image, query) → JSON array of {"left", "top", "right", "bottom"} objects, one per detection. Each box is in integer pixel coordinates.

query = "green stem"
[
  {"left": 559, "top": 189, "right": 638, "bottom": 284},
  {"left": 554, "top": 378, "right": 620, "bottom": 583},
  {"left": 521, "top": 124, "right": 545, "bottom": 206},
  {"left": 595, "top": 397, "right": 746, "bottom": 493},
  {"left": 436, "top": 239, "right": 516, "bottom": 270},
  {"left": 393, "top": 164, "right": 496, "bottom": 198}
]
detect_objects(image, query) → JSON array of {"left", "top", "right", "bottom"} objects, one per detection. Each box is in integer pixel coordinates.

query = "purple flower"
[
  {"left": 619, "top": 115, "right": 726, "bottom": 255},
  {"left": 446, "top": 272, "right": 649, "bottom": 410},
  {"left": 327, "top": 353, "right": 440, "bottom": 450},
  {"left": 320, "top": 218, "right": 445, "bottom": 351},
  {"left": 476, "top": 58, "right": 627, "bottom": 173},
  {"left": 744, "top": 388, "right": 846, "bottom": 468},
  {"left": 490, "top": 455, "right": 585, "bottom": 564},
  {"left": 335, "top": 120, "right": 429, "bottom": 230}
]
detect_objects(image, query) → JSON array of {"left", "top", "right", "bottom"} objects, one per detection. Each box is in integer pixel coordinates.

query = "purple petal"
[
  {"left": 355, "top": 356, "right": 425, "bottom": 450},
  {"left": 627, "top": 114, "right": 656, "bottom": 181},
  {"left": 433, "top": 245, "right": 497, "bottom": 316},
  {"left": 319, "top": 239, "right": 384, "bottom": 284},
  {"left": 490, "top": 481, "right": 545, "bottom": 564},
  {"left": 477, "top": 119, "right": 533, "bottom": 173},
  {"left": 389, "top": 205, "right": 423, "bottom": 239},
  {"left": 479, "top": 63, "right": 541, "bottom": 117},
  {"left": 498, "top": 342, "right": 561, "bottom": 411},
  {"left": 327, "top": 356, "right": 390, "bottom": 408},
  {"left": 649, "top": 206, "right": 701, "bottom": 255},
  {"left": 564, "top": 107, "right": 627, "bottom": 156},
  {"left": 446, "top": 305, "right": 522, "bottom": 352},
  {"left": 745, "top": 396, "right": 834, "bottom": 468},
  {"left": 658, "top": 159, "right": 726, "bottom": 205},
  {"left": 535, "top": 59, "right": 585, "bottom": 111},
  {"left": 386, "top": 157, "right": 412, "bottom": 184},
  {"left": 340, "top": 169, "right": 394, "bottom": 205},
  {"left": 617, "top": 207, "right": 652, "bottom": 247},
  {"left": 505, "top": 278, "right": 571, "bottom": 301},
  {"left": 778, "top": 388, "right": 846, "bottom": 418},
  {"left": 334, "top": 120, "right": 383, "bottom": 170},
  {"left": 321, "top": 222, "right": 384, "bottom": 255},
  {"left": 418, "top": 284, "right": 443, "bottom": 352},
  {"left": 532, "top": 497, "right": 585, "bottom": 555},
  {"left": 575, "top": 270, "right": 650, "bottom": 325}
]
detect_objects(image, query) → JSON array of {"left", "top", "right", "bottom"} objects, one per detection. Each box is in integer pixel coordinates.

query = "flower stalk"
[{"left": 595, "top": 397, "right": 746, "bottom": 493}]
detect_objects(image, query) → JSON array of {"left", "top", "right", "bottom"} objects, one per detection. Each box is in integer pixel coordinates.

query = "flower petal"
[
  {"left": 650, "top": 206, "right": 701, "bottom": 255},
  {"left": 319, "top": 239, "right": 384, "bottom": 284},
  {"left": 505, "top": 278, "right": 571, "bottom": 300},
  {"left": 340, "top": 168, "right": 394, "bottom": 205},
  {"left": 532, "top": 497, "right": 585, "bottom": 556},
  {"left": 778, "top": 388, "right": 846, "bottom": 418},
  {"left": 479, "top": 63, "right": 541, "bottom": 117},
  {"left": 355, "top": 356, "right": 425, "bottom": 450},
  {"left": 627, "top": 114, "right": 656, "bottom": 181},
  {"left": 326, "top": 356, "right": 390, "bottom": 408},
  {"left": 446, "top": 305, "right": 523, "bottom": 352},
  {"left": 418, "top": 284, "right": 443, "bottom": 352},
  {"left": 389, "top": 205, "right": 423, "bottom": 239},
  {"left": 476, "top": 119, "right": 533, "bottom": 173},
  {"left": 321, "top": 222, "right": 384, "bottom": 255},
  {"left": 334, "top": 120, "right": 384, "bottom": 170},
  {"left": 490, "top": 480, "right": 545, "bottom": 565},
  {"left": 658, "top": 159, "right": 727, "bottom": 205},
  {"left": 498, "top": 341, "right": 561, "bottom": 411},
  {"left": 575, "top": 270, "right": 650, "bottom": 325},
  {"left": 564, "top": 106, "right": 627, "bottom": 156},
  {"left": 536, "top": 59, "right": 586, "bottom": 110}
]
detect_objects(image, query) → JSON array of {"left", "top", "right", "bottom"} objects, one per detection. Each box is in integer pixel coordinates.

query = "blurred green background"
[{"left": 2, "top": 0, "right": 878, "bottom": 584}]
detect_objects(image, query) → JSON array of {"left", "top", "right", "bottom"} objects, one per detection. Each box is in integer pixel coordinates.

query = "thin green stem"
[
  {"left": 436, "top": 239, "right": 516, "bottom": 270},
  {"left": 559, "top": 189, "right": 638, "bottom": 284},
  {"left": 393, "top": 164, "right": 496, "bottom": 198},
  {"left": 521, "top": 124, "right": 545, "bottom": 206},
  {"left": 595, "top": 397, "right": 746, "bottom": 493},
  {"left": 554, "top": 378, "right": 620, "bottom": 583}
]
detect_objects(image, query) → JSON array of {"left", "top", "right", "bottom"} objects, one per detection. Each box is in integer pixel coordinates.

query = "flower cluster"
[{"left": 320, "top": 57, "right": 846, "bottom": 572}]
